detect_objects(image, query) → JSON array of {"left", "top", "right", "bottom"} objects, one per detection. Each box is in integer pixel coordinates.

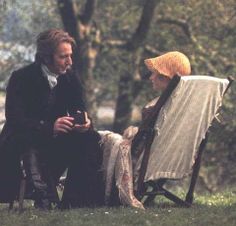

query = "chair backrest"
[{"left": 132, "top": 75, "right": 230, "bottom": 190}]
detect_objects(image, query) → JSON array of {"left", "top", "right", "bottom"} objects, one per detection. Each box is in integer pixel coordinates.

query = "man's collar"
[
  {"left": 41, "top": 64, "right": 59, "bottom": 79},
  {"left": 41, "top": 64, "right": 59, "bottom": 89}
]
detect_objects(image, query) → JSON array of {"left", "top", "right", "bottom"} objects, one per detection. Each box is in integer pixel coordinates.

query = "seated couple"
[{"left": 0, "top": 29, "right": 224, "bottom": 210}]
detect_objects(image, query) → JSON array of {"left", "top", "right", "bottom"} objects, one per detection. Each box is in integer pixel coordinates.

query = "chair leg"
[
  {"left": 162, "top": 187, "right": 191, "bottom": 207},
  {"left": 143, "top": 180, "right": 166, "bottom": 205},
  {"left": 8, "top": 200, "right": 14, "bottom": 211},
  {"left": 47, "top": 171, "right": 60, "bottom": 206},
  {"left": 17, "top": 154, "right": 27, "bottom": 212},
  {"left": 143, "top": 189, "right": 158, "bottom": 205},
  {"left": 186, "top": 135, "right": 208, "bottom": 204},
  {"left": 143, "top": 180, "right": 191, "bottom": 207},
  {"left": 18, "top": 178, "right": 26, "bottom": 212}
]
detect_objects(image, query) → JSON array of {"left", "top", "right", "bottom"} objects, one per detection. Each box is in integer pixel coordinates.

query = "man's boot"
[{"left": 24, "top": 148, "right": 56, "bottom": 210}]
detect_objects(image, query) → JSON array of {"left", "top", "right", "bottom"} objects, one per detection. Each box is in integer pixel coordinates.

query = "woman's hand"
[{"left": 122, "top": 126, "right": 138, "bottom": 140}]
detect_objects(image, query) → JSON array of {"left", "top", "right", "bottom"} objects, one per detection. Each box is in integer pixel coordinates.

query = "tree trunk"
[
  {"left": 113, "top": 0, "right": 160, "bottom": 133},
  {"left": 57, "top": 0, "right": 99, "bottom": 119}
]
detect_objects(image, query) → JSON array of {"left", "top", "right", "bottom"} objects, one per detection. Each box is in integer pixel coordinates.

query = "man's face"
[{"left": 48, "top": 42, "right": 73, "bottom": 74}]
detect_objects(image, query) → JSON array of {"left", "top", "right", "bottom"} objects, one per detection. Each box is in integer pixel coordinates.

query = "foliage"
[
  {"left": 0, "top": 191, "right": 236, "bottom": 226},
  {"left": 93, "top": 0, "right": 236, "bottom": 188},
  {"left": 0, "top": 0, "right": 61, "bottom": 90},
  {"left": 92, "top": 0, "right": 236, "bottom": 105}
]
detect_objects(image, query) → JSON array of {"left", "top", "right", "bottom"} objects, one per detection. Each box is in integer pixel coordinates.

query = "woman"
[
  {"left": 146, "top": 51, "right": 191, "bottom": 91},
  {"left": 100, "top": 51, "right": 191, "bottom": 209}
]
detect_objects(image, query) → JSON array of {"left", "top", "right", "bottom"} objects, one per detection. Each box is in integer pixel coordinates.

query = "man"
[{"left": 0, "top": 29, "right": 104, "bottom": 209}]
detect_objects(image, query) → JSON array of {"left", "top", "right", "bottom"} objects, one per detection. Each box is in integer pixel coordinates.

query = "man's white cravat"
[{"left": 41, "top": 64, "right": 59, "bottom": 89}]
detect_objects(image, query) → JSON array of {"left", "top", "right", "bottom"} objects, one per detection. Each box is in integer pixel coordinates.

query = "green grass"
[{"left": 1, "top": 191, "right": 236, "bottom": 226}]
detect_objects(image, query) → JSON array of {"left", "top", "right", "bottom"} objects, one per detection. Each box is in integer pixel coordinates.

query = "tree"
[
  {"left": 58, "top": 0, "right": 101, "bottom": 119},
  {"left": 112, "top": 0, "right": 160, "bottom": 132}
]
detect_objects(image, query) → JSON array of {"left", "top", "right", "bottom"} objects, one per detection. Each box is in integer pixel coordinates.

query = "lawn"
[{"left": 0, "top": 191, "right": 236, "bottom": 226}]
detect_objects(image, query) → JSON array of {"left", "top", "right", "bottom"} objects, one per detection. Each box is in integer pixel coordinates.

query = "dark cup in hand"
[{"left": 72, "top": 111, "right": 86, "bottom": 125}]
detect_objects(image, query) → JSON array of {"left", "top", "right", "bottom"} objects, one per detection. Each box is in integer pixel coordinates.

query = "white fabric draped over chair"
[{"left": 141, "top": 76, "right": 229, "bottom": 182}]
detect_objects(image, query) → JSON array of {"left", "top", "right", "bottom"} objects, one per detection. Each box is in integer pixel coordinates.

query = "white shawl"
[{"left": 143, "top": 75, "right": 229, "bottom": 181}]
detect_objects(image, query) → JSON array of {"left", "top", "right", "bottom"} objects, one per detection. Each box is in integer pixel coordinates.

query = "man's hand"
[
  {"left": 53, "top": 116, "right": 74, "bottom": 136},
  {"left": 73, "top": 111, "right": 91, "bottom": 133}
]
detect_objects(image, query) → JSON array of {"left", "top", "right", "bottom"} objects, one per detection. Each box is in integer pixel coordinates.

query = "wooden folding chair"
[{"left": 131, "top": 75, "right": 233, "bottom": 207}]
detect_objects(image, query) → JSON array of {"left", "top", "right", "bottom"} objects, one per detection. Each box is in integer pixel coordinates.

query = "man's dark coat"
[{"left": 0, "top": 62, "right": 91, "bottom": 202}]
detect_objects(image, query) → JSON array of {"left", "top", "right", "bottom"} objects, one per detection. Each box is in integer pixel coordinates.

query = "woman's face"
[{"left": 149, "top": 71, "right": 171, "bottom": 91}]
